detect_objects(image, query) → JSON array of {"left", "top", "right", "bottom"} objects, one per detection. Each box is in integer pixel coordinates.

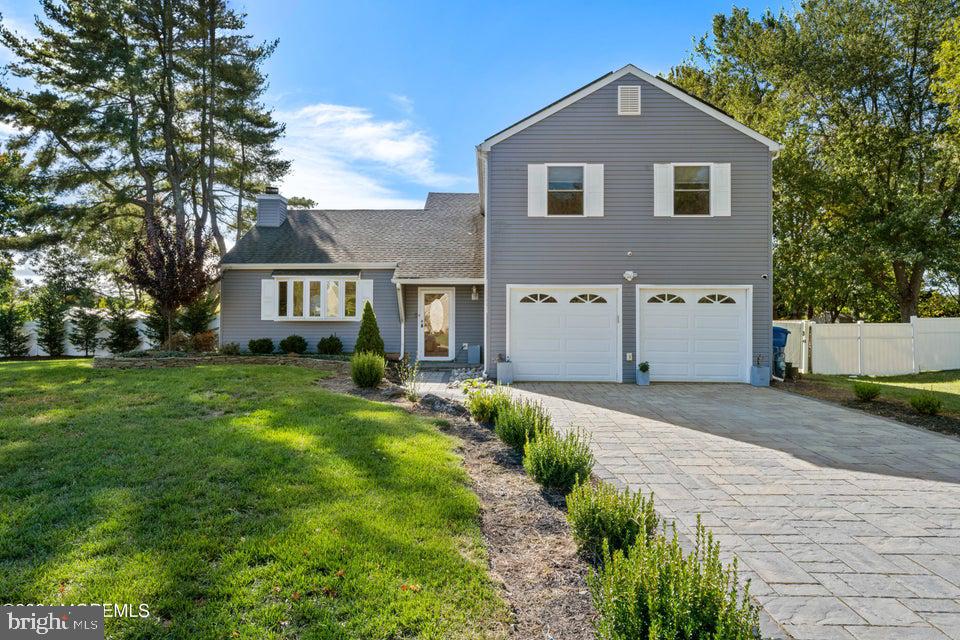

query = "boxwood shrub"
[
  {"left": 317, "top": 335, "right": 344, "bottom": 355},
  {"left": 279, "top": 334, "right": 308, "bottom": 354},
  {"left": 590, "top": 520, "right": 760, "bottom": 640},
  {"left": 853, "top": 381, "right": 881, "bottom": 401},
  {"left": 566, "top": 481, "right": 659, "bottom": 558},
  {"left": 247, "top": 338, "right": 274, "bottom": 354},
  {"left": 465, "top": 386, "right": 511, "bottom": 424},
  {"left": 910, "top": 392, "right": 942, "bottom": 415},
  {"left": 351, "top": 351, "right": 385, "bottom": 388},
  {"left": 495, "top": 397, "right": 551, "bottom": 451},
  {"left": 522, "top": 426, "right": 594, "bottom": 494}
]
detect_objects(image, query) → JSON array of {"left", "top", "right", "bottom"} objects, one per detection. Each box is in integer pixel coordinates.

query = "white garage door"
[
  {"left": 509, "top": 286, "right": 621, "bottom": 382},
  {"left": 638, "top": 287, "right": 750, "bottom": 382}
]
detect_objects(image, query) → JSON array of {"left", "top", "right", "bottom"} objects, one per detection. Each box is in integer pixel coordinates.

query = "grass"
[
  {"left": 806, "top": 369, "right": 960, "bottom": 416},
  {"left": 0, "top": 360, "right": 507, "bottom": 639}
]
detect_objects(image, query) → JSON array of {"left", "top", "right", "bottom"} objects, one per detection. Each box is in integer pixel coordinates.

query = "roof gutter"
[{"left": 221, "top": 262, "right": 398, "bottom": 271}]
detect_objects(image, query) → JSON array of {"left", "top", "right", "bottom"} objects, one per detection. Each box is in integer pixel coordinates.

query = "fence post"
[
  {"left": 910, "top": 316, "right": 919, "bottom": 373},
  {"left": 857, "top": 320, "right": 864, "bottom": 376},
  {"left": 807, "top": 321, "right": 815, "bottom": 374}
]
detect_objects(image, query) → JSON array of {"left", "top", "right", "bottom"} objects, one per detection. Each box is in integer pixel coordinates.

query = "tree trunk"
[{"left": 892, "top": 260, "right": 924, "bottom": 322}]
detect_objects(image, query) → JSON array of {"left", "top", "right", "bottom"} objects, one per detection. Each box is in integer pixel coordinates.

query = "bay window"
[{"left": 275, "top": 277, "right": 360, "bottom": 320}]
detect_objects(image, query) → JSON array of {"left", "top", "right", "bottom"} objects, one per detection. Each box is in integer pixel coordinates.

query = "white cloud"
[
  {"left": 389, "top": 93, "right": 414, "bottom": 115},
  {"left": 277, "top": 102, "right": 468, "bottom": 209}
]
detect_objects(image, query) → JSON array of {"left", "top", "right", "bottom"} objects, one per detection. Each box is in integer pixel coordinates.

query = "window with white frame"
[
  {"left": 673, "top": 165, "right": 711, "bottom": 215},
  {"left": 275, "top": 278, "right": 358, "bottom": 320},
  {"left": 547, "top": 165, "right": 584, "bottom": 215}
]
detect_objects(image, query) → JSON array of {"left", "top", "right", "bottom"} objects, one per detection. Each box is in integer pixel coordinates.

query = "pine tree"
[
  {"left": 103, "top": 304, "right": 141, "bottom": 354},
  {"left": 69, "top": 308, "right": 102, "bottom": 356},
  {"left": 354, "top": 301, "right": 385, "bottom": 356},
  {"left": 32, "top": 284, "right": 67, "bottom": 357},
  {"left": 0, "top": 301, "right": 29, "bottom": 357}
]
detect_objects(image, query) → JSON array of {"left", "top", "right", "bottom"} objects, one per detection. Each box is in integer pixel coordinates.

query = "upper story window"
[
  {"left": 275, "top": 278, "right": 358, "bottom": 320},
  {"left": 547, "top": 166, "right": 584, "bottom": 216},
  {"left": 673, "top": 165, "right": 711, "bottom": 216}
]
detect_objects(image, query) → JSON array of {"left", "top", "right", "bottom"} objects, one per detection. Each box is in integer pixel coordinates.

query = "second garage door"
[
  {"left": 638, "top": 286, "right": 751, "bottom": 382},
  {"left": 509, "top": 286, "right": 621, "bottom": 382}
]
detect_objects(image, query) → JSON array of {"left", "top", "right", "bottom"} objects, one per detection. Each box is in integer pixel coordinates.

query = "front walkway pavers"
[{"left": 510, "top": 382, "right": 960, "bottom": 640}]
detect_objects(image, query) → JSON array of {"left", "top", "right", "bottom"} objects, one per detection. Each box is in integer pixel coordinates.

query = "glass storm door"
[{"left": 419, "top": 288, "right": 454, "bottom": 360}]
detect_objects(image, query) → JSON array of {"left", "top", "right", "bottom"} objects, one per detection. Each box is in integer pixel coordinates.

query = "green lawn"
[
  {"left": 807, "top": 369, "right": 960, "bottom": 415},
  {"left": 0, "top": 360, "right": 507, "bottom": 639}
]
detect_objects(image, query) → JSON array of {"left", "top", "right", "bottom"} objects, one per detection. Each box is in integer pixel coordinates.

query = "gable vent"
[{"left": 618, "top": 85, "right": 641, "bottom": 115}]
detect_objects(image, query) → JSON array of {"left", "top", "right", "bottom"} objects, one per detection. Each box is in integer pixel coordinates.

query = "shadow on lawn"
[{"left": 0, "top": 362, "right": 500, "bottom": 639}]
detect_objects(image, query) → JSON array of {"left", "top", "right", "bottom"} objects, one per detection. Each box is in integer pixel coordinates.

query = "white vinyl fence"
[
  {"left": 24, "top": 316, "right": 151, "bottom": 357},
  {"left": 775, "top": 317, "right": 960, "bottom": 376}
]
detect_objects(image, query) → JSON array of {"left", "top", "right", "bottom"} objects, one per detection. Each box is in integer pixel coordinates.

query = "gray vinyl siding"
[
  {"left": 255, "top": 196, "right": 287, "bottom": 227},
  {"left": 402, "top": 285, "right": 484, "bottom": 364},
  {"left": 220, "top": 268, "right": 401, "bottom": 353},
  {"left": 485, "top": 73, "right": 773, "bottom": 381}
]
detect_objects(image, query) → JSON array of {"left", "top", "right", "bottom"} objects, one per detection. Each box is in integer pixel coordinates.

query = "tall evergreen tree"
[
  {"left": 32, "top": 284, "right": 67, "bottom": 356},
  {"left": 69, "top": 308, "right": 102, "bottom": 356},
  {"left": 0, "top": 301, "right": 29, "bottom": 357}
]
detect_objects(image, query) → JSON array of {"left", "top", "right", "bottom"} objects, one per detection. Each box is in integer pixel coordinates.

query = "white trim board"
[
  {"left": 634, "top": 284, "right": 753, "bottom": 384},
  {"left": 392, "top": 277, "right": 485, "bottom": 285},
  {"left": 505, "top": 284, "right": 624, "bottom": 383},
  {"left": 479, "top": 64, "right": 782, "bottom": 153}
]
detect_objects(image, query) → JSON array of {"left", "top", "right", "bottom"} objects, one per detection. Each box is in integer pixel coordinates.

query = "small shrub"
[
  {"left": 220, "top": 342, "right": 241, "bottom": 355},
  {"left": 461, "top": 377, "right": 491, "bottom": 393},
  {"left": 163, "top": 331, "right": 192, "bottom": 352},
  {"left": 396, "top": 356, "right": 422, "bottom": 401},
  {"left": 523, "top": 426, "right": 594, "bottom": 494},
  {"left": 279, "top": 334, "right": 308, "bottom": 354},
  {"left": 190, "top": 330, "right": 218, "bottom": 353},
  {"left": 495, "top": 397, "right": 551, "bottom": 451},
  {"left": 465, "top": 386, "right": 510, "bottom": 424},
  {"left": 853, "top": 381, "right": 881, "bottom": 401},
  {"left": 638, "top": 361, "right": 650, "bottom": 373},
  {"left": 590, "top": 520, "right": 760, "bottom": 640},
  {"left": 248, "top": 338, "right": 274, "bottom": 354},
  {"left": 910, "top": 392, "right": 942, "bottom": 416},
  {"left": 354, "top": 301, "right": 385, "bottom": 356},
  {"left": 566, "top": 481, "right": 659, "bottom": 558},
  {"left": 317, "top": 335, "right": 343, "bottom": 355},
  {"left": 351, "top": 351, "right": 386, "bottom": 388}
]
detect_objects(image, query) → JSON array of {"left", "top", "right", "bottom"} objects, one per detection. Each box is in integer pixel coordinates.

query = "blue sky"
[{"left": 0, "top": 0, "right": 787, "bottom": 212}]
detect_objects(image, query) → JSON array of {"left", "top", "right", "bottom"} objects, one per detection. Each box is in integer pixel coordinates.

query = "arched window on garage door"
[
  {"left": 647, "top": 293, "right": 685, "bottom": 304},
  {"left": 570, "top": 293, "right": 608, "bottom": 303},
  {"left": 697, "top": 293, "right": 736, "bottom": 304},
  {"left": 519, "top": 293, "right": 558, "bottom": 303}
]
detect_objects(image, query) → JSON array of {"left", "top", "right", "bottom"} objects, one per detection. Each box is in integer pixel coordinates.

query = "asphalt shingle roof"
[{"left": 221, "top": 192, "right": 484, "bottom": 279}]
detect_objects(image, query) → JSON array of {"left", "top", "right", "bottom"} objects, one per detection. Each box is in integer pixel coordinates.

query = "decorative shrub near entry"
[
  {"left": 495, "top": 397, "right": 551, "bottom": 451},
  {"left": 354, "top": 301, "right": 385, "bottom": 356},
  {"left": 911, "top": 393, "right": 942, "bottom": 416},
  {"left": 248, "top": 338, "right": 274, "bottom": 354},
  {"left": 522, "top": 426, "right": 594, "bottom": 494},
  {"left": 279, "top": 334, "right": 308, "bottom": 354},
  {"left": 465, "top": 386, "right": 510, "bottom": 424},
  {"left": 566, "top": 481, "right": 659, "bottom": 558},
  {"left": 853, "top": 381, "right": 881, "bottom": 401},
  {"left": 351, "top": 351, "right": 385, "bottom": 388},
  {"left": 590, "top": 519, "right": 760, "bottom": 640},
  {"left": 219, "top": 342, "right": 241, "bottom": 355}
]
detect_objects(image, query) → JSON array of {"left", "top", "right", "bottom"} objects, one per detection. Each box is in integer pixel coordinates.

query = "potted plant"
[
  {"left": 750, "top": 354, "right": 770, "bottom": 387},
  {"left": 636, "top": 361, "right": 650, "bottom": 385},
  {"left": 496, "top": 354, "right": 514, "bottom": 385}
]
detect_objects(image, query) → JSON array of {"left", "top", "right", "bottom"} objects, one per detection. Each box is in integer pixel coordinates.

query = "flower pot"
[
  {"left": 750, "top": 365, "right": 770, "bottom": 387},
  {"left": 496, "top": 361, "right": 514, "bottom": 385},
  {"left": 636, "top": 370, "right": 650, "bottom": 386}
]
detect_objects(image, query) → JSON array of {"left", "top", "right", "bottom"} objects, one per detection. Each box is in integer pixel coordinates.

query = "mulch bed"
[
  {"left": 316, "top": 376, "right": 596, "bottom": 639},
  {"left": 776, "top": 377, "right": 960, "bottom": 439}
]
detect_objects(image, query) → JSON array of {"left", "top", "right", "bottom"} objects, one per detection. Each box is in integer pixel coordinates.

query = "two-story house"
[{"left": 219, "top": 64, "right": 781, "bottom": 383}]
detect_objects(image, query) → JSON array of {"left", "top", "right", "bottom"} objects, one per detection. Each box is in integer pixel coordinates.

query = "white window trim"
[
  {"left": 664, "top": 162, "right": 725, "bottom": 218},
  {"left": 544, "top": 163, "right": 587, "bottom": 217},
  {"left": 271, "top": 276, "right": 361, "bottom": 322},
  {"left": 417, "top": 287, "right": 456, "bottom": 362}
]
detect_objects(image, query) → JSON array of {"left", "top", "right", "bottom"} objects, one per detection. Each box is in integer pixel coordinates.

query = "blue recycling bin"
[{"left": 772, "top": 326, "right": 790, "bottom": 378}]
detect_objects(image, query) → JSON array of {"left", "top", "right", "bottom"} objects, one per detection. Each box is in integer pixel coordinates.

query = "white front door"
[
  {"left": 418, "top": 287, "right": 456, "bottom": 361},
  {"left": 637, "top": 286, "right": 751, "bottom": 382},
  {"left": 508, "top": 286, "right": 621, "bottom": 382}
]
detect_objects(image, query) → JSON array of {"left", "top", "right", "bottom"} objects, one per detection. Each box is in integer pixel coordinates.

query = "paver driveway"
[{"left": 511, "top": 382, "right": 960, "bottom": 640}]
